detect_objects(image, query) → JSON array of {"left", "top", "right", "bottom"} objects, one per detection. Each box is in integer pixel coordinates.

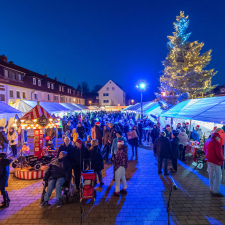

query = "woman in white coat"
[{"left": 8, "top": 127, "right": 18, "bottom": 157}]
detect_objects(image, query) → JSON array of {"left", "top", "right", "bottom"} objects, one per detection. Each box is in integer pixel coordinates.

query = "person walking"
[
  {"left": 114, "top": 144, "right": 128, "bottom": 196},
  {"left": 8, "top": 127, "right": 18, "bottom": 157},
  {"left": 137, "top": 120, "right": 143, "bottom": 145},
  {"left": 77, "top": 122, "right": 85, "bottom": 140},
  {"left": 129, "top": 126, "right": 139, "bottom": 159},
  {"left": 0, "top": 127, "right": 8, "bottom": 152},
  {"left": 102, "top": 125, "right": 110, "bottom": 162},
  {"left": 170, "top": 130, "right": 180, "bottom": 172},
  {"left": 154, "top": 132, "right": 172, "bottom": 175},
  {"left": 88, "top": 139, "right": 104, "bottom": 186},
  {"left": 91, "top": 122, "right": 103, "bottom": 149},
  {"left": 178, "top": 128, "right": 189, "bottom": 161},
  {"left": 204, "top": 133, "right": 225, "bottom": 197},
  {"left": 150, "top": 124, "right": 159, "bottom": 145},
  {"left": 0, "top": 153, "right": 12, "bottom": 208},
  {"left": 111, "top": 130, "right": 127, "bottom": 158}
]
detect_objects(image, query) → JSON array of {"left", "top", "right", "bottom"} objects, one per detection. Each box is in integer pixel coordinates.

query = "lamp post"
[
  {"left": 89, "top": 100, "right": 92, "bottom": 105},
  {"left": 131, "top": 99, "right": 134, "bottom": 105},
  {"left": 136, "top": 82, "right": 147, "bottom": 119}
]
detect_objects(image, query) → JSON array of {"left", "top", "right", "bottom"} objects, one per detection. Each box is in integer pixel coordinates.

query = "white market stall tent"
[
  {"left": 60, "top": 103, "right": 82, "bottom": 112},
  {"left": 0, "top": 101, "right": 22, "bottom": 120},
  {"left": 13, "top": 100, "right": 70, "bottom": 116},
  {"left": 160, "top": 96, "right": 225, "bottom": 124},
  {"left": 74, "top": 104, "right": 89, "bottom": 111}
]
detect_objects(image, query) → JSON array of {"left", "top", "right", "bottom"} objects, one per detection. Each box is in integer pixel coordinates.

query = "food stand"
[{"left": 13, "top": 102, "right": 60, "bottom": 180}]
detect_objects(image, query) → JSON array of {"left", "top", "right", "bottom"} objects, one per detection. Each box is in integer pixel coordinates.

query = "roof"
[
  {"left": 21, "top": 103, "right": 52, "bottom": 120},
  {"left": 60, "top": 103, "right": 82, "bottom": 111},
  {"left": 74, "top": 104, "right": 89, "bottom": 110},
  {"left": 98, "top": 79, "right": 124, "bottom": 93},
  {"left": 13, "top": 100, "right": 70, "bottom": 114},
  {"left": 0, "top": 56, "right": 82, "bottom": 98},
  {"left": 0, "top": 101, "right": 22, "bottom": 120},
  {"left": 160, "top": 96, "right": 225, "bottom": 124}
]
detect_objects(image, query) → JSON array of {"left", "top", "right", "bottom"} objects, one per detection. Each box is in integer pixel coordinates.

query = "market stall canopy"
[
  {"left": 0, "top": 101, "right": 22, "bottom": 120},
  {"left": 60, "top": 103, "right": 81, "bottom": 111},
  {"left": 160, "top": 96, "right": 225, "bottom": 124},
  {"left": 74, "top": 104, "right": 89, "bottom": 110},
  {"left": 88, "top": 106, "right": 100, "bottom": 111},
  {"left": 137, "top": 102, "right": 163, "bottom": 116},
  {"left": 13, "top": 100, "right": 70, "bottom": 114},
  {"left": 122, "top": 104, "right": 135, "bottom": 111},
  {"left": 20, "top": 103, "right": 52, "bottom": 120}
]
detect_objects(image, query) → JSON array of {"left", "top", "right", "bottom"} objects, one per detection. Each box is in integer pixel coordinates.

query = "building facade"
[
  {"left": 98, "top": 80, "right": 126, "bottom": 107},
  {"left": 0, "top": 55, "right": 85, "bottom": 106}
]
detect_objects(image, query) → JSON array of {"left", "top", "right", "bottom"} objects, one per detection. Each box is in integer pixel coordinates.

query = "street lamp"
[
  {"left": 136, "top": 82, "right": 147, "bottom": 119},
  {"left": 162, "top": 92, "right": 166, "bottom": 97},
  {"left": 131, "top": 99, "right": 134, "bottom": 105},
  {"left": 89, "top": 100, "right": 92, "bottom": 105}
]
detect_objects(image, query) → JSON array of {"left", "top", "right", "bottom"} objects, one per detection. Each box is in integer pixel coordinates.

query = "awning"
[
  {"left": 160, "top": 96, "right": 225, "bottom": 124},
  {"left": 88, "top": 106, "right": 100, "bottom": 110},
  {"left": 0, "top": 102, "right": 22, "bottom": 120},
  {"left": 13, "top": 100, "right": 70, "bottom": 114},
  {"left": 74, "top": 104, "right": 89, "bottom": 110},
  {"left": 60, "top": 103, "right": 81, "bottom": 111},
  {"left": 122, "top": 105, "right": 136, "bottom": 111}
]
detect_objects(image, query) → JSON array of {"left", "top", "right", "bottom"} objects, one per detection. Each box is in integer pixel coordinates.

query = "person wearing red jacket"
[{"left": 204, "top": 133, "right": 225, "bottom": 197}]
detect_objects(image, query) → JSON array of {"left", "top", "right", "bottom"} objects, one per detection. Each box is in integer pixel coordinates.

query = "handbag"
[{"left": 45, "top": 129, "right": 52, "bottom": 141}]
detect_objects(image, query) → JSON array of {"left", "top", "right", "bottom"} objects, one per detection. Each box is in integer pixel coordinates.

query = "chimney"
[
  {"left": 55, "top": 77, "right": 57, "bottom": 81},
  {"left": 44, "top": 74, "right": 47, "bottom": 77}
]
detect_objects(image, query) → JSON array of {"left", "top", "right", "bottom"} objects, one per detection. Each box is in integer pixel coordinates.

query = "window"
[
  {"left": 22, "top": 92, "right": 26, "bottom": 99},
  {"left": 16, "top": 91, "right": 20, "bottom": 98},
  {"left": 47, "top": 82, "right": 50, "bottom": 88},
  {"left": 4, "top": 70, "right": 8, "bottom": 78},
  {"left": 59, "top": 86, "right": 61, "bottom": 91},
  {"left": 103, "top": 100, "right": 109, "bottom": 103},
  {"left": 38, "top": 79, "right": 41, "bottom": 86},
  {"left": 33, "top": 78, "right": 36, "bottom": 85},
  {"left": 0, "top": 94, "right": 5, "bottom": 101},
  {"left": 103, "top": 93, "right": 109, "bottom": 96},
  {"left": 106, "top": 87, "right": 109, "bottom": 91},
  {"left": 73, "top": 90, "right": 75, "bottom": 95},
  {"left": 69, "top": 98, "right": 71, "bottom": 103},
  {"left": 9, "top": 71, "right": 16, "bottom": 80},
  {"left": 51, "top": 83, "right": 54, "bottom": 89},
  {"left": 9, "top": 90, "right": 14, "bottom": 98},
  {"left": 62, "top": 86, "right": 64, "bottom": 92},
  {"left": 54, "top": 95, "right": 58, "bottom": 101},
  {"left": 18, "top": 74, "right": 22, "bottom": 81},
  {"left": 68, "top": 88, "right": 70, "bottom": 94},
  {"left": 48, "top": 94, "right": 50, "bottom": 101},
  {"left": 60, "top": 96, "right": 64, "bottom": 102},
  {"left": 112, "top": 87, "right": 115, "bottom": 91},
  {"left": 34, "top": 94, "right": 38, "bottom": 100}
]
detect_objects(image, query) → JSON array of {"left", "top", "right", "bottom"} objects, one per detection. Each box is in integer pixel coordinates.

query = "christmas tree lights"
[{"left": 156, "top": 11, "right": 217, "bottom": 108}]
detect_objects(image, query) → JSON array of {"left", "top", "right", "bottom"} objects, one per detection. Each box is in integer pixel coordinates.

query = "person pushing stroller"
[{"left": 40, "top": 151, "right": 72, "bottom": 208}]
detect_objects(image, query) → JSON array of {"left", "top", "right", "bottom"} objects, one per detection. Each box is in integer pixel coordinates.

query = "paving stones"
[{"left": 1, "top": 145, "right": 225, "bottom": 225}]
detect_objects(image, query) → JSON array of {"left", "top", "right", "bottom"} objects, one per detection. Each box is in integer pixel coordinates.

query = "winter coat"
[
  {"left": 108, "top": 127, "right": 116, "bottom": 143},
  {"left": 91, "top": 125, "right": 103, "bottom": 146},
  {"left": 68, "top": 144, "right": 88, "bottom": 171},
  {"left": 8, "top": 131, "right": 18, "bottom": 146},
  {"left": 178, "top": 132, "right": 189, "bottom": 146},
  {"left": 218, "top": 129, "right": 225, "bottom": 146},
  {"left": 151, "top": 128, "right": 159, "bottom": 140},
  {"left": 165, "top": 130, "right": 172, "bottom": 139},
  {"left": 129, "top": 129, "right": 139, "bottom": 147},
  {"left": 154, "top": 136, "right": 172, "bottom": 158},
  {"left": 43, "top": 157, "right": 72, "bottom": 182},
  {"left": 0, "top": 131, "right": 8, "bottom": 147},
  {"left": 102, "top": 128, "right": 109, "bottom": 146},
  {"left": 138, "top": 123, "right": 143, "bottom": 134},
  {"left": 114, "top": 147, "right": 128, "bottom": 171},
  {"left": 170, "top": 137, "right": 180, "bottom": 159},
  {"left": 204, "top": 137, "right": 224, "bottom": 166},
  {"left": 71, "top": 129, "right": 79, "bottom": 142},
  {"left": 111, "top": 136, "right": 127, "bottom": 155},
  {"left": 77, "top": 126, "right": 85, "bottom": 138},
  {"left": 124, "top": 123, "right": 129, "bottom": 134},
  {"left": 192, "top": 129, "right": 200, "bottom": 142},
  {"left": 57, "top": 143, "right": 73, "bottom": 158},
  {"left": 88, "top": 146, "right": 104, "bottom": 171},
  {"left": 118, "top": 123, "right": 124, "bottom": 133},
  {"left": 0, "top": 158, "right": 12, "bottom": 189}
]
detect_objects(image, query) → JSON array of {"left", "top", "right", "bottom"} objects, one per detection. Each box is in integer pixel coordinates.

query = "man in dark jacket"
[
  {"left": 102, "top": 125, "right": 110, "bottom": 161},
  {"left": 137, "top": 121, "right": 143, "bottom": 145},
  {"left": 123, "top": 120, "right": 130, "bottom": 141},
  {"left": 108, "top": 123, "right": 116, "bottom": 145},
  {"left": 57, "top": 137, "right": 73, "bottom": 158},
  {"left": 170, "top": 130, "right": 180, "bottom": 172},
  {"left": 0, "top": 127, "right": 8, "bottom": 152},
  {"left": 41, "top": 151, "right": 72, "bottom": 208},
  {"left": 68, "top": 139, "right": 88, "bottom": 190},
  {"left": 0, "top": 153, "right": 12, "bottom": 208},
  {"left": 151, "top": 125, "right": 159, "bottom": 145},
  {"left": 154, "top": 132, "right": 172, "bottom": 175},
  {"left": 77, "top": 122, "right": 85, "bottom": 140}
]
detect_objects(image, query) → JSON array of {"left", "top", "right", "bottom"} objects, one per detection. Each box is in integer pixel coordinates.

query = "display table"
[{"left": 14, "top": 166, "right": 48, "bottom": 180}]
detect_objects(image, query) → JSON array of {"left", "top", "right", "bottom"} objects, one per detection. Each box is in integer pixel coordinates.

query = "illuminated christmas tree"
[{"left": 156, "top": 11, "right": 217, "bottom": 107}]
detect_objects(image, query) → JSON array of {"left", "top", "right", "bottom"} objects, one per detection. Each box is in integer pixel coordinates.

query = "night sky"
[{"left": 0, "top": 0, "right": 224, "bottom": 102}]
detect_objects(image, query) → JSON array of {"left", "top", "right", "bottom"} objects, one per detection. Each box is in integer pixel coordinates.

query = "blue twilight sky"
[{"left": 0, "top": 0, "right": 224, "bottom": 101}]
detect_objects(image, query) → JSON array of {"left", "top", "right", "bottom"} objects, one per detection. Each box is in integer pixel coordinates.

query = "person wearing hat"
[
  {"left": 0, "top": 153, "right": 12, "bottom": 208},
  {"left": 91, "top": 121, "right": 103, "bottom": 149},
  {"left": 0, "top": 127, "right": 8, "bottom": 153},
  {"left": 176, "top": 123, "right": 181, "bottom": 130},
  {"left": 170, "top": 130, "right": 180, "bottom": 172},
  {"left": 204, "top": 133, "right": 225, "bottom": 197},
  {"left": 164, "top": 125, "right": 172, "bottom": 140},
  {"left": 111, "top": 130, "right": 127, "bottom": 157},
  {"left": 68, "top": 139, "right": 88, "bottom": 191}
]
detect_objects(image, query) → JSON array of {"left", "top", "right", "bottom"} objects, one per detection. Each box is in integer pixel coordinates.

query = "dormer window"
[
  {"left": 68, "top": 88, "right": 70, "bottom": 94},
  {"left": 4, "top": 70, "right": 9, "bottom": 78},
  {"left": 38, "top": 79, "right": 41, "bottom": 86},
  {"left": 47, "top": 82, "right": 50, "bottom": 88},
  {"left": 51, "top": 83, "right": 54, "bottom": 89},
  {"left": 59, "top": 86, "right": 61, "bottom": 91},
  {"left": 18, "top": 74, "right": 22, "bottom": 81},
  {"left": 62, "top": 86, "right": 64, "bottom": 92},
  {"left": 33, "top": 78, "right": 36, "bottom": 85}
]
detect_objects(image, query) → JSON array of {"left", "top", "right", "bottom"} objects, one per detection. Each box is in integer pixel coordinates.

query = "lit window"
[
  {"left": 51, "top": 83, "right": 54, "bottom": 89},
  {"left": 68, "top": 89, "right": 70, "bottom": 94},
  {"left": 22, "top": 92, "right": 26, "bottom": 99},
  {"left": 62, "top": 86, "right": 64, "bottom": 92},
  {"left": 33, "top": 78, "right": 36, "bottom": 85},
  {"left": 59, "top": 86, "right": 61, "bottom": 91},
  {"left": 9, "top": 90, "right": 13, "bottom": 98},
  {"left": 47, "top": 82, "right": 50, "bottom": 88},
  {"left": 38, "top": 79, "right": 41, "bottom": 86},
  {"left": 16, "top": 91, "right": 20, "bottom": 98},
  {"left": 4, "top": 70, "right": 8, "bottom": 78}
]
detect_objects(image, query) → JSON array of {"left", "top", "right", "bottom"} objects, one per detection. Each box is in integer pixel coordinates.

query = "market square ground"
[{"left": 1, "top": 146, "right": 225, "bottom": 225}]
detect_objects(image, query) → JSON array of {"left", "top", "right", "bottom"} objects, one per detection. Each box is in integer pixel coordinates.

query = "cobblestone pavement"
[{"left": 1, "top": 146, "right": 225, "bottom": 225}]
